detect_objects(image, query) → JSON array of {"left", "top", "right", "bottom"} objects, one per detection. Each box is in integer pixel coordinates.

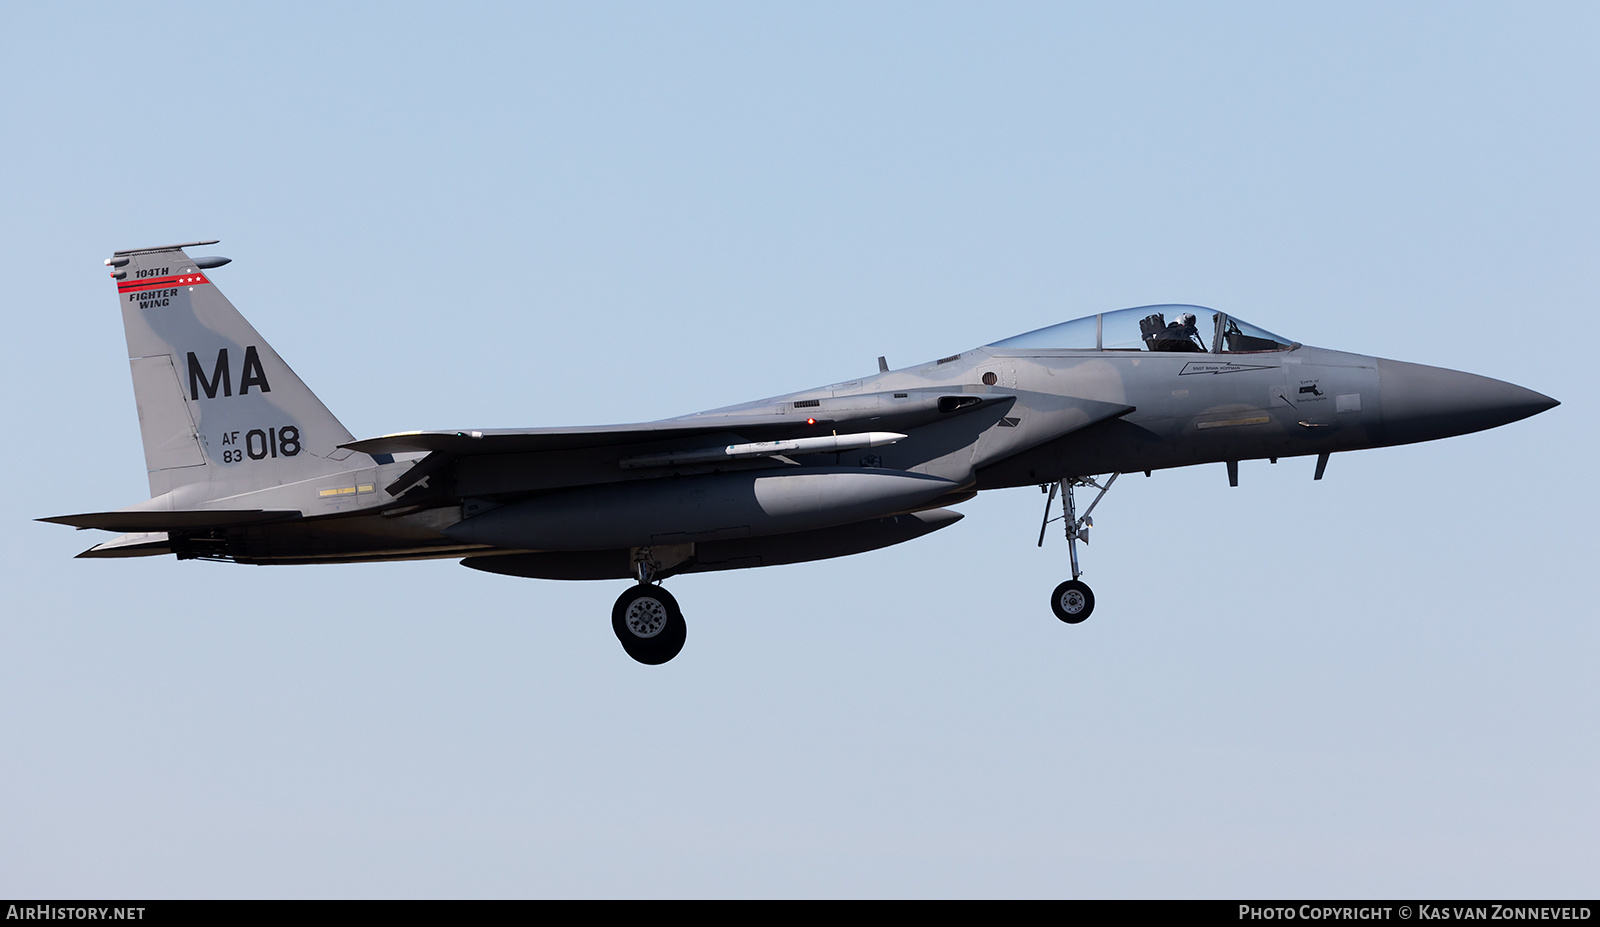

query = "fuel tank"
[
  {"left": 461, "top": 507, "right": 966, "bottom": 579},
  {"left": 442, "top": 467, "right": 961, "bottom": 551}
]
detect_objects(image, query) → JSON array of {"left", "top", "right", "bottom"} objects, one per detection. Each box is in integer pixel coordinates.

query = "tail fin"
[{"left": 110, "top": 241, "right": 357, "bottom": 501}]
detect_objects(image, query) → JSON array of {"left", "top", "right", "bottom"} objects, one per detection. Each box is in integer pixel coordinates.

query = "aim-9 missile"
[{"left": 619, "top": 432, "right": 907, "bottom": 470}]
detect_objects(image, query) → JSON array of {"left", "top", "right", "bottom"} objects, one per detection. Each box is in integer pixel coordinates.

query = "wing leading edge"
[{"left": 341, "top": 415, "right": 848, "bottom": 456}]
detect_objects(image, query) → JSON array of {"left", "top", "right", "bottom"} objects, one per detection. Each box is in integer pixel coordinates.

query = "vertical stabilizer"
[{"left": 109, "top": 241, "right": 356, "bottom": 501}]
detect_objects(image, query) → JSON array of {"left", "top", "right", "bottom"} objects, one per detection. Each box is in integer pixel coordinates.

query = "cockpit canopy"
[{"left": 988, "top": 305, "right": 1296, "bottom": 354}]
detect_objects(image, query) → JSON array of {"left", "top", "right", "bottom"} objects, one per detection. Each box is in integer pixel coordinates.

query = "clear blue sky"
[{"left": 2, "top": 1, "right": 1594, "bottom": 898}]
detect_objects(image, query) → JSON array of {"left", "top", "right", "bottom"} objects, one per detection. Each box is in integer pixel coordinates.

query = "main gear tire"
[{"left": 612, "top": 585, "right": 687, "bottom": 664}]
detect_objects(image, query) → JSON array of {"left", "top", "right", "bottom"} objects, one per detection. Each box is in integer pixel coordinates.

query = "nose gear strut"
[{"left": 1038, "top": 473, "right": 1118, "bottom": 624}]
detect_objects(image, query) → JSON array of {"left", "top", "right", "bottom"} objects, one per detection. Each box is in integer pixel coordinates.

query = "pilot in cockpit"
[{"left": 1155, "top": 311, "right": 1204, "bottom": 353}]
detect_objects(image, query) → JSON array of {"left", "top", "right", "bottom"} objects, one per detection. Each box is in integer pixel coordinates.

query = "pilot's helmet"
[{"left": 1177, "top": 312, "right": 1196, "bottom": 328}]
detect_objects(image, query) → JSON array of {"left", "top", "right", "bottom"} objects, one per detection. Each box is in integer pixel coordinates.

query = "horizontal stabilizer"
[{"left": 39, "top": 509, "right": 301, "bottom": 532}]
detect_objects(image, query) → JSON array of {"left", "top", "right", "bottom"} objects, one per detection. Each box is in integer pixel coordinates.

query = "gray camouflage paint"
[{"left": 46, "top": 243, "right": 1557, "bottom": 582}]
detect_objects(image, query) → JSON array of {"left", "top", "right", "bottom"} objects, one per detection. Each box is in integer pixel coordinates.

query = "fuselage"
[
  {"left": 63, "top": 247, "right": 1557, "bottom": 663},
  {"left": 76, "top": 302, "right": 1556, "bottom": 572}
]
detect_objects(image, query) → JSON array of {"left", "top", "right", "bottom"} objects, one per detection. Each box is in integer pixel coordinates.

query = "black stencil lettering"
[
  {"left": 188, "top": 349, "right": 231, "bottom": 400},
  {"left": 239, "top": 345, "right": 271, "bottom": 394}
]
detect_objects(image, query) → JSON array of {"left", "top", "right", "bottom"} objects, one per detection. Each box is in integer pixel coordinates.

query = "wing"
[
  {"left": 340, "top": 387, "right": 1019, "bottom": 457},
  {"left": 340, "top": 413, "right": 850, "bottom": 456}
]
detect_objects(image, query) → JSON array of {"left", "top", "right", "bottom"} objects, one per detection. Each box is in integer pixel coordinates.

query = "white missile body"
[{"left": 618, "top": 431, "right": 906, "bottom": 470}]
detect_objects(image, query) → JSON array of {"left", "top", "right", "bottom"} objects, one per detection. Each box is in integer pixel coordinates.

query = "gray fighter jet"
[{"left": 43, "top": 241, "right": 1558, "bottom": 663}]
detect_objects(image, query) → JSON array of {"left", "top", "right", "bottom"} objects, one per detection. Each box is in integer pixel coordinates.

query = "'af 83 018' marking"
[{"left": 218, "top": 425, "right": 300, "bottom": 463}]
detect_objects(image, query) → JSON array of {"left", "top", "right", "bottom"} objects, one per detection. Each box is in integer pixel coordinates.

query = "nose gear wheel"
[{"left": 1051, "top": 579, "right": 1094, "bottom": 624}]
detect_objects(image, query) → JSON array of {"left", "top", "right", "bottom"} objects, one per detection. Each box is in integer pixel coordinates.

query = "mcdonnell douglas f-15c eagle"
[{"left": 44, "top": 241, "right": 1558, "bottom": 663}]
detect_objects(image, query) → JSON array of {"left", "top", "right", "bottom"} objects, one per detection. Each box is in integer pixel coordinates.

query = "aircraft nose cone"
[{"left": 1377, "top": 358, "right": 1558, "bottom": 446}]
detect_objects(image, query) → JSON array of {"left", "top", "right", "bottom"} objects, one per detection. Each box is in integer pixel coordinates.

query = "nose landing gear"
[{"left": 1038, "top": 474, "right": 1118, "bottom": 625}]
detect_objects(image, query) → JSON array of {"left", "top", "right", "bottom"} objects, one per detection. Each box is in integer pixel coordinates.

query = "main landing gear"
[
  {"left": 1038, "top": 474, "right": 1118, "bottom": 625},
  {"left": 612, "top": 552, "right": 687, "bottom": 665}
]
